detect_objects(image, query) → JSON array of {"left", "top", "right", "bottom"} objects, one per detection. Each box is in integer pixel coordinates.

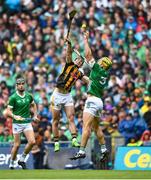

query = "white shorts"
[
  {"left": 13, "top": 123, "right": 33, "bottom": 134},
  {"left": 50, "top": 90, "right": 74, "bottom": 110},
  {"left": 84, "top": 96, "right": 103, "bottom": 117}
]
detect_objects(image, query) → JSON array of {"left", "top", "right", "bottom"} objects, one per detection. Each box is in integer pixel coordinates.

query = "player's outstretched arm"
[
  {"left": 83, "top": 31, "right": 95, "bottom": 66},
  {"left": 65, "top": 37, "right": 72, "bottom": 63},
  {"left": 81, "top": 75, "right": 90, "bottom": 84}
]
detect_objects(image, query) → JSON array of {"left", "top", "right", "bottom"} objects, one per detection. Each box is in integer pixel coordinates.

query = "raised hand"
[{"left": 83, "top": 31, "right": 89, "bottom": 41}]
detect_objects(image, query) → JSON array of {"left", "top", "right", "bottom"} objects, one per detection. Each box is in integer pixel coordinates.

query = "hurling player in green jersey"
[
  {"left": 3, "top": 74, "right": 39, "bottom": 169},
  {"left": 71, "top": 31, "right": 112, "bottom": 161}
]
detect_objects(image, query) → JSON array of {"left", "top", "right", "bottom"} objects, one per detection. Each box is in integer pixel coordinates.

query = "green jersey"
[
  {"left": 8, "top": 91, "right": 33, "bottom": 124},
  {"left": 88, "top": 63, "right": 109, "bottom": 98}
]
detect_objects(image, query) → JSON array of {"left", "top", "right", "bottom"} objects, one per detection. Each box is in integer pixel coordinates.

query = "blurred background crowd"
[{"left": 0, "top": 0, "right": 151, "bottom": 157}]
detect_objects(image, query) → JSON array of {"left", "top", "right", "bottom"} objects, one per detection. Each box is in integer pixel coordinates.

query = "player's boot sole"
[
  {"left": 18, "top": 161, "right": 27, "bottom": 169},
  {"left": 70, "top": 152, "right": 86, "bottom": 160},
  {"left": 100, "top": 150, "right": 109, "bottom": 162}
]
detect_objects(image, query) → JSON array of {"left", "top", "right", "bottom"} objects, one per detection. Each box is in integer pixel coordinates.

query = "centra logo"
[
  {"left": 124, "top": 149, "right": 151, "bottom": 168},
  {"left": 0, "top": 154, "right": 29, "bottom": 168}
]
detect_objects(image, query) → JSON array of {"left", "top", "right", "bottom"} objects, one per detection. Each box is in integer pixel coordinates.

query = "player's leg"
[
  {"left": 50, "top": 90, "right": 62, "bottom": 151},
  {"left": 9, "top": 133, "right": 21, "bottom": 169},
  {"left": 70, "top": 96, "right": 103, "bottom": 160},
  {"left": 92, "top": 118, "right": 108, "bottom": 161},
  {"left": 70, "top": 111, "right": 93, "bottom": 159},
  {"left": 64, "top": 105, "right": 80, "bottom": 147},
  {"left": 52, "top": 108, "right": 61, "bottom": 151},
  {"left": 18, "top": 124, "right": 35, "bottom": 169},
  {"left": 80, "top": 111, "right": 94, "bottom": 149},
  {"left": 80, "top": 96, "right": 103, "bottom": 150},
  {"left": 92, "top": 117, "right": 105, "bottom": 145}
]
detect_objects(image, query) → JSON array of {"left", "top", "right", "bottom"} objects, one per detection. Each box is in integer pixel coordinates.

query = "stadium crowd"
[{"left": 0, "top": 0, "right": 151, "bottom": 152}]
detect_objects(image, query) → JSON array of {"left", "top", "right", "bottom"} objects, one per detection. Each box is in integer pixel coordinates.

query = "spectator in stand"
[
  {"left": 143, "top": 102, "right": 151, "bottom": 131},
  {"left": 118, "top": 112, "right": 136, "bottom": 145},
  {"left": 118, "top": 111, "right": 147, "bottom": 145},
  {"left": 140, "top": 130, "right": 151, "bottom": 146},
  {"left": 31, "top": 128, "right": 45, "bottom": 169},
  {"left": 140, "top": 96, "right": 151, "bottom": 115},
  {"left": 0, "top": 127, "right": 13, "bottom": 142}
]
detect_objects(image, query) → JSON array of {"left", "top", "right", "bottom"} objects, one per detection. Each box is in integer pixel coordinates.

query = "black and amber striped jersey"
[{"left": 56, "top": 62, "right": 84, "bottom": 92}]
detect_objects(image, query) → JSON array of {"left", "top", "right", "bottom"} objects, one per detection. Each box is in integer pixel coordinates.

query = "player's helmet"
[
  {"left": 98, "top": 57, "right": 112, "bottom": 70},
  {"left": 16, "top": 74, "right": 25, "bottom": 84},
  {"left": 16, "top": 78, "right": 25, "bottom": 84},
  {"left": 74, "top": 57, "right": 84, "bottom": 67}
]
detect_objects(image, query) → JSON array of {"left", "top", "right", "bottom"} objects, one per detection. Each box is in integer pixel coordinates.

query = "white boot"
[{"left": 9, "top": 160, "right": 15, "bottom": 169}]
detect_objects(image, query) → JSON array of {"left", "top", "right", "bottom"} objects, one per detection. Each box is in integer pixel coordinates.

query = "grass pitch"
[{"left": 0, "top": 170, "right": 151, "bottom": 179}]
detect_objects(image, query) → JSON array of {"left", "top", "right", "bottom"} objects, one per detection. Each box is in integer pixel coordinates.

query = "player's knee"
[
  {"left": 93, "top": 125, "right": 98, "bottom": 133},
  {"left": 68, "top": 114, "right": 74, "bottom": 122},
  {"left": 53, "top": 119, "right": 59, "bottom": 126},
  {"left": 84, "top": 121, "right": 91, "bottom": 129},
  {"left": 29, "top": 139, "right": 36, "bottom": 146}
]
